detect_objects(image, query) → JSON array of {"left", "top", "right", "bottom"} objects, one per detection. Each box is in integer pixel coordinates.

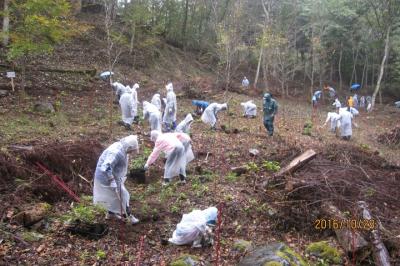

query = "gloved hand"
[
  {"left": 143, "top": 164, "right": 149, "bottom": 171},
  {"left": 110, "top": 179, "right": 117, "bottom": 188}
]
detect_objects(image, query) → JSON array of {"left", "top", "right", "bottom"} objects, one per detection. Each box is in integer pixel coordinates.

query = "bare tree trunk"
[
  {"left": 182, "top": 0, "right": 189, "bottom": 49},
  {"left": 129, "top": 24, "right": 135, "bottom": 55},
  {"left": 329, "top": 60, "right": 333, "bottom": 82},
  {"left": 319, "top": 60, "right": 322, "bottom": 89},
  {"left": 310, "top": 27, "right": 315, "bottom": 101},
  {"left": 365, "top": 59, "right": 369, "bottom": 89},
  {"left": 338, "top": 42, "right": 343, "bottom": 91},
  {"left": 371, "top": 56, "right": 375, "bottom": 90},
  {"left": 350, "top": 43, "right": 359, "bottom": 86},
  {"left": 361, "top": 54, "right": 367, "bottom": 88},
  {"left": 371, "top": 26, "right": 390, "bottom": 110},
  {"left": 262, "top": 49, "right": 268, "bottom": 88},
  {"left": 2, "top": 0, "right": 10, "bottom": 47},
  {"left": 254, "top": 47, "right": 263, "bottom": 88}
]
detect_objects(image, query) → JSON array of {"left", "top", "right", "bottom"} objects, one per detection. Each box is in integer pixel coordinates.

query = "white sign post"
[{"left": 6, "top": 71, "right": 15, "bottom": 91}]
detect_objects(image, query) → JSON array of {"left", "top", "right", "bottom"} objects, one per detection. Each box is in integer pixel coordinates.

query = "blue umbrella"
[
  {"left": 99, "top": 71, "right": 114, "bottom": 81},
  {"left": 351, "top": 83, "right": 361, "bottom": 90}
]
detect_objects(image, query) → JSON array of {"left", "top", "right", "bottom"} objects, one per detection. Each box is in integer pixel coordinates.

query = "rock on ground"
[{"left": 238, "top": 242, "right": 308, "bottom": 266}]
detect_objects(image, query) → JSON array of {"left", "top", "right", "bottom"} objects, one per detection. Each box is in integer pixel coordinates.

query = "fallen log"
[
  {"left": 358, "top": 201, "right": 391, "bottom": 266},
  {"left": 0, "top": 64, "right": 96, "bottom": 76},
  {"left": 274, "top": 149, "right": 317, "bottom": 177},
  {"left": 321, "top": 202, "right": 369, "bottom": 254},
  {"left": 263, "top": 150, "right": 317, "bottom": 188}
]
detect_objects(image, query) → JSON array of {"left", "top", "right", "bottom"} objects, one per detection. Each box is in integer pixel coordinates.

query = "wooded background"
[{"left": 1, "top": 0, "right": 400, "bottom": 103}]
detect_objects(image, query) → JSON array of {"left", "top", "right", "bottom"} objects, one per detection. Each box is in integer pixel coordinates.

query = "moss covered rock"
[
  {"left": 238, "top": 242, "right": 308, "bottom": 266},
  {"left": 21, "top": 231, "right": 45, "bottom": 242},
  {"left": 170, "top": 254, "right": 201, "bottom": 266},
  {"left": 233, "top": 239, "right": 252, "bottom": 252},
  {"left": 306, "top": 241, "right": 342, "bottom": 264}
]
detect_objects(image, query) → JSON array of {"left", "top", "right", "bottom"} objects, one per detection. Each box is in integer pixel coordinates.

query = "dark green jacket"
[{"left": 263, "top": 98, "right": 278, "bottom": 120}]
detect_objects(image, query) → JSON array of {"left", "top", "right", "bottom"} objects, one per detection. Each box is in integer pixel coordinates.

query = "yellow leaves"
[
  {"left": 258, "top": 28, "right": 288, "bottom": 49},
  {"left": 8, "top": 0, "right": 88, "bottom": 60}
]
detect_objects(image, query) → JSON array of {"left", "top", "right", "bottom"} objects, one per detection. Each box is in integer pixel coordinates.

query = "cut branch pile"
[
  {"left": 266, "top": 143, "right": 400, "bottom": 259},
  {"left": 2, "top": 139, "right": 103, "bottom": 203},
  {"left": 21, "top": 139, "right": 103, "bottom": 183},
  {"left": 0, "top": 152, "right": 28, "bottom": 193},
  {"left": 377, "top": 126, "right": 400, "bottom": 146}
]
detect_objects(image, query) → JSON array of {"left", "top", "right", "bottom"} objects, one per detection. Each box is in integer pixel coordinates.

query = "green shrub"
[
  {"left": 62, "top": 196, "right": 106, "bottom": 223},
  {"left": 245, "top": 162, "right": 259, "bottom": 172},
  {"left": 263, "top": 161, "right": 281, "bottom": 172},
  {"left": 131, "top": 147, "right": 152, "bottom": 169}
]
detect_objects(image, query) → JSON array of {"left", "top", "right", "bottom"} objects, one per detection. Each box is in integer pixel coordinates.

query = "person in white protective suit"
[
  {"left": 201, "top": 103, "right": 228, "bottom": 129},
  {"left": 332, "top": 98, "right": 341, "bottom": 111},
  {"left": 119, "top": 91, "right": 136, "bottom": 129},
  {"left": 242, "top": 76, "right": 249, "bottom": 88},
  {"left": 172, "top": 132, "right": 195, "bottom": 165},
  {"left": 144, "top": 130, "right": 187, "bottom": 185},
  {"left": 113, "top": 82, "right": 131, "bottom": 101},
  {"left": 151, "top": 93, "right": 162, "bottom": 111},
  {"left": 321, "top": 112, "right": 341, "bottom": 133},
  {"left": 338, "top": 109, "right": 353, "bottom": 140},
  {"left": 360, "top": 96, "right": 366, "bottom": 109},
  {"left": 240, "top": 100, "right": 257, "bottom": 118},
  {"left": 175, "top": 114, "right": 194, "bottom": 134},
  {"left": 169, "top": 207, "right": 218, "bottom": 248},
  {"left": 340, "top": 106, "right": 359, "bottom": 128},
  {"left": 93, "top": 135, "right": 140, "bottom": 224},
  {"left": 353, "top": 94, "right": 359, "bottom": 108},
  {"left": 142, "top": 101, "right": 162, "bottom": 132},
  {"left": 130, "top": 83, "right": 140, "bottom": 120},
  {"left": 162, "top": 83, "right": 177, "bottom": 131}
]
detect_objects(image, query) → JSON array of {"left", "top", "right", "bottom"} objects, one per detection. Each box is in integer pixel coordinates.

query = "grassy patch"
[
  {"left": 225, "top": 171, "right": 239, "bottom": 182},
  {"left": 303, "top": 121, "right": 313, "bottom": 136},
  {"left": 62, "top": 196, "right": 106, "bottom": 223}
]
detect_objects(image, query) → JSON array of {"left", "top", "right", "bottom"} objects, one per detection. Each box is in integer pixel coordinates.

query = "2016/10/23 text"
[{"left": 314, "top": 219, "right": 377, "bottom": 230}]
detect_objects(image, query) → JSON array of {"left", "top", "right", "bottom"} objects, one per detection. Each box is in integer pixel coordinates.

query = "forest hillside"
[{"left": 1, "top": 1, "right": 400, "bottom": 265}]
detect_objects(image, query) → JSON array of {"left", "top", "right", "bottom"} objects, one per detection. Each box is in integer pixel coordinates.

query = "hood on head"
[
  {"left": 120, "top": 135, "right": 139, "bottom": 152},
  {"left": 264, "top": 93, "right": 271, "bottom": 101},
  {"left": 184, "top": 113, "right": 194, "bottom": 124},
  {"left": 202, "top": 207, "right": 218, "bottom": 225},
  {"left": 150, "top": 130, "right": 161, "bottom": 142},
  {"left": 132, "top": 83, "right": 139, "bottom": 90},
  {"left": 165, "top": 83, "right": 174, "bottom": 92}
]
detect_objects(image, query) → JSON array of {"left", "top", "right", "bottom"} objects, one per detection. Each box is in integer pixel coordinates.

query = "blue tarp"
[{"left": 192, "top": 100, "right": 209, "bottom": 109}]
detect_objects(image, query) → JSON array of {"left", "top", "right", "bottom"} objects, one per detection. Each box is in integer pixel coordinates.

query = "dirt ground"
[{"left": 1, "top": 83, "right": 400, "bottom": 265}]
